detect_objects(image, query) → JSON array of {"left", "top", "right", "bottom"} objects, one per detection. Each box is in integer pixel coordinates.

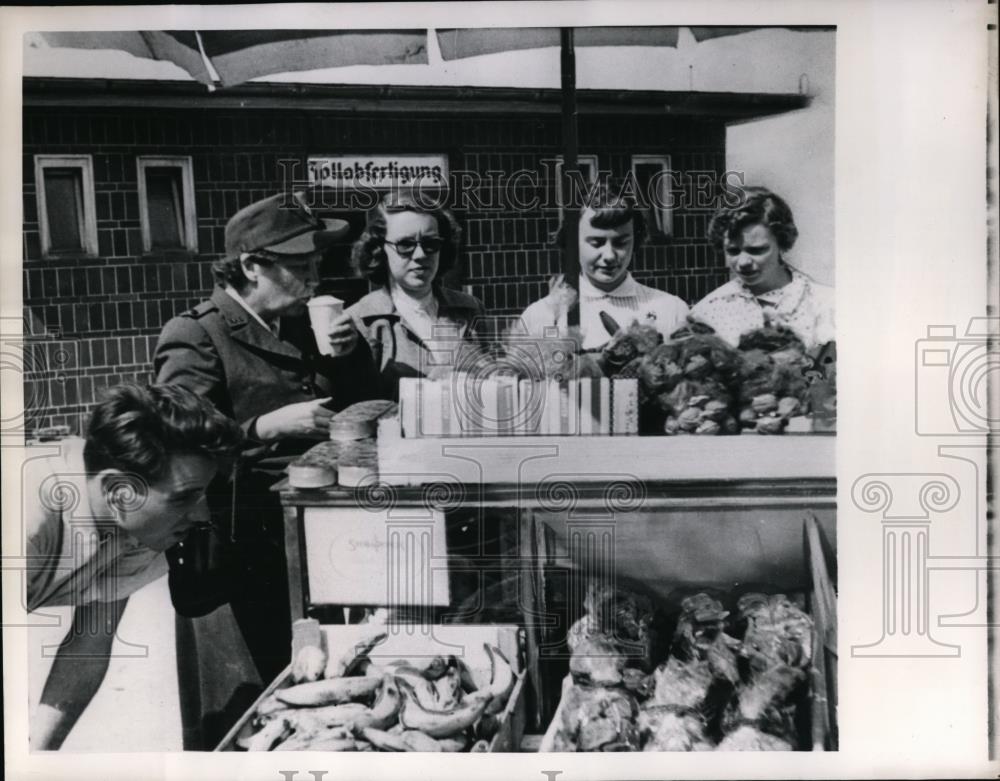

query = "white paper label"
[{"left": 303, "top": 506, "right": 451, "bottom": 607}]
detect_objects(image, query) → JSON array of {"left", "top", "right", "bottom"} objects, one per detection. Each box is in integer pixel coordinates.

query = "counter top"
[{"left": 277, "top": 433, "right": 836, "bottom": 508}]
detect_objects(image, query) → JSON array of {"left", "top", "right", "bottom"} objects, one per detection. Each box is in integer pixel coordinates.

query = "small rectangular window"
[
  {"left": 34, "top": 155, "right": 98, "bottom": 257},
  {"left": 631, "top": 155, "right": 673, "bottom": 238},
  {"left": 554, "top": 155, "right": 599, "bottom": 207},
  {"left": 137, "top": 157, "right": 197, "bottom": 253}
]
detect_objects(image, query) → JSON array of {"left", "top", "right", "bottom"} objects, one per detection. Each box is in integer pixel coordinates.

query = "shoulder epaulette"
[{"left": 182, "top": 301, "right": 218, "bottom": 319}]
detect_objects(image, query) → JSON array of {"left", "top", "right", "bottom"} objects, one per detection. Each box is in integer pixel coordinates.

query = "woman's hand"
[
  {"left": 326, "top": 313, "right": 359, "bottom": 357},
  {"left": 253, "top": 397, "right": 334, "bottom": 441},
  {"left": 546, "top": 274, "right": 578, "bottom": 321}
]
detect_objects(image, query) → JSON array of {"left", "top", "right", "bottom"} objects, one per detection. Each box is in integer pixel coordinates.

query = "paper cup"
[{"left": 307, "top": 295, "right": 345, "bottom": 356}]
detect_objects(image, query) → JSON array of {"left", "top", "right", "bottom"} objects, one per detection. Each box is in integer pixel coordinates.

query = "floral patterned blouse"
[{"left": 689, "top": 266, "right": 835, "bottom": 350}]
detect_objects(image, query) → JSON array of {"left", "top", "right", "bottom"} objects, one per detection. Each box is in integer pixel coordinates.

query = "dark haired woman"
[
  {"left": 346, "top": 190, "right": 486, "bottom": 400},
  {"left": 690, "top": 187, "right": 834, "bottom": 350},
  {"left": 519, "top": 195, "right": 688, "bottom": 351}
]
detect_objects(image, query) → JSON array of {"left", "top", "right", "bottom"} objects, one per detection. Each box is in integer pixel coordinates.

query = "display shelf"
[
  {"left": 275, "top": 433, "right": 837, "bottom": 743},
  {"left": 535, "top": 512, "right": 838, "bottom": 752}
]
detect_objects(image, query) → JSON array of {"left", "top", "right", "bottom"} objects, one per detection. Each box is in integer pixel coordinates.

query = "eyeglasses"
[{"left": 382, "top": 236, "right": 444, "bottom": 256}]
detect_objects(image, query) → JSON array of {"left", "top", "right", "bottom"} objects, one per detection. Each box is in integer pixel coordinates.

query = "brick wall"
[{"left": 21, "top": 104, "right": 729, "bottom": 432}]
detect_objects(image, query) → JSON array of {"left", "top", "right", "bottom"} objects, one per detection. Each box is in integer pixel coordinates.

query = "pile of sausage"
[{"left": 239, "top": 632, "right": 518, "bottom": 752}]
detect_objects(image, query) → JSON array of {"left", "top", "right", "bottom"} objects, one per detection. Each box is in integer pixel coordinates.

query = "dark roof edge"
[{"left": 22, "top": 77, "right": 809, "bottom": 118}]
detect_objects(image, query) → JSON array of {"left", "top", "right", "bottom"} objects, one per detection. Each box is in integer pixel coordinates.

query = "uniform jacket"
[
  {"left": 346, "top": 285, "right": 487, "bottom": 400},
  {"left": 153, "top": 286, "right": 378, "bottom": 614},
  {"left": 155, "top": 286, "right": 378, "bottom": 473}
]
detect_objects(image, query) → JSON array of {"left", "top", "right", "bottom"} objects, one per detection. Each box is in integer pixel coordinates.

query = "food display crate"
[
  {"left": 216, "top": 623, "right": 526, "bottom": 752},
  {"left": 275, "top": 401, "right": 837, "bottom": 749},
  {"left": 536, "top": 514, "right": 838, "bottom": 752}
]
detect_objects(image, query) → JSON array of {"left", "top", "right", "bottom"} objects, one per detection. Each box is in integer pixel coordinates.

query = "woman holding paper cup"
[
  {"left": 347, "top": 191, "right": 505, "bottom": 619},
  {"left": 346, "top": 190, "right": 487, "bottom": 400},
  {"left": 154, "top": 191, "right": 378, "bottom": 748}
]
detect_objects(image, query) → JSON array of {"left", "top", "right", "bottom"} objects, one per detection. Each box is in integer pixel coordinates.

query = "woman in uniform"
[{"left": 154, "top": 192, "right": 378, "bottom": 748}]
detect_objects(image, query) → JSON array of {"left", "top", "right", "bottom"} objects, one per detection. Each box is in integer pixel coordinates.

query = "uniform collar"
[
  {"left": 211, "top": 287, "right": 302, "bottom": 360},
  {"left": 223, "top": 284, "right": 280, "bottom": 336}
]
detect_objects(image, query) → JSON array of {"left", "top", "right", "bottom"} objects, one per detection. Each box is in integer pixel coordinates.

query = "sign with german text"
[{"left": 308, "top": 155, "right": 448, "bottom": 189}]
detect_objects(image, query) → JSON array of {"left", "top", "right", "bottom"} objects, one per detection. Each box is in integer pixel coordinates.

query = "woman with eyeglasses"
[{"left": 346, "top": 190, "right": 487, "bottom": 400}]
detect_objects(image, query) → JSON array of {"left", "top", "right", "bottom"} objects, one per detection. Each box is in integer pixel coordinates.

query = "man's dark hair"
[{"left": 83, "top": 383, "right": 243, "bottom": 482}]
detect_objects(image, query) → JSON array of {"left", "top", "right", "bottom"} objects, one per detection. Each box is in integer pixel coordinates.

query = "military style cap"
[{"left": 225, "top": 191, "right": 349, "bottom": 259}]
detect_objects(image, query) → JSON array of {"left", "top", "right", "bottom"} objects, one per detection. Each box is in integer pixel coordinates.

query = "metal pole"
[{"left": 560, "top": 27, "right": 580, "bottom": 328}]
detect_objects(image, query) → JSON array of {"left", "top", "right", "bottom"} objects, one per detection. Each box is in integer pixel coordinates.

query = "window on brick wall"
[
  {"left": 554, "top": 155, "right": 599, "bottom": 207},
  {"left": 34, "top": 155, "right": 98, "bottom": 258},
  {"left": 631, "top": 155, "right": 673, "bottom": 239},
  {"left": 137, "top": 157, "right": 197, "bottom": 253},
  {"left": 552, "top": 155, "right": 599, "bottom": 242}
]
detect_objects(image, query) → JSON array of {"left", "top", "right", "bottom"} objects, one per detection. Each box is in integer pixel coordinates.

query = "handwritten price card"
[{"left": 301, "top": 507, "right": 451, "bottom": 607}]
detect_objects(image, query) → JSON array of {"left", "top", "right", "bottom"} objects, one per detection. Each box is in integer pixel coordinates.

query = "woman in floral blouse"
[{"left": 689, "top": 187, "right": 834, "bottom": 351}]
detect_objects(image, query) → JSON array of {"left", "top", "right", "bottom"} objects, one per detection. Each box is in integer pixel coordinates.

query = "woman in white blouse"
[
  {"left": 518, "top": 191, "right": 689, "bottom": 351},
  {"left": 346, "top": 191, "right": 486, "bottom": 400},
  {"left": 689, "top": 187, "right": 834, "bottom": 351}
]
